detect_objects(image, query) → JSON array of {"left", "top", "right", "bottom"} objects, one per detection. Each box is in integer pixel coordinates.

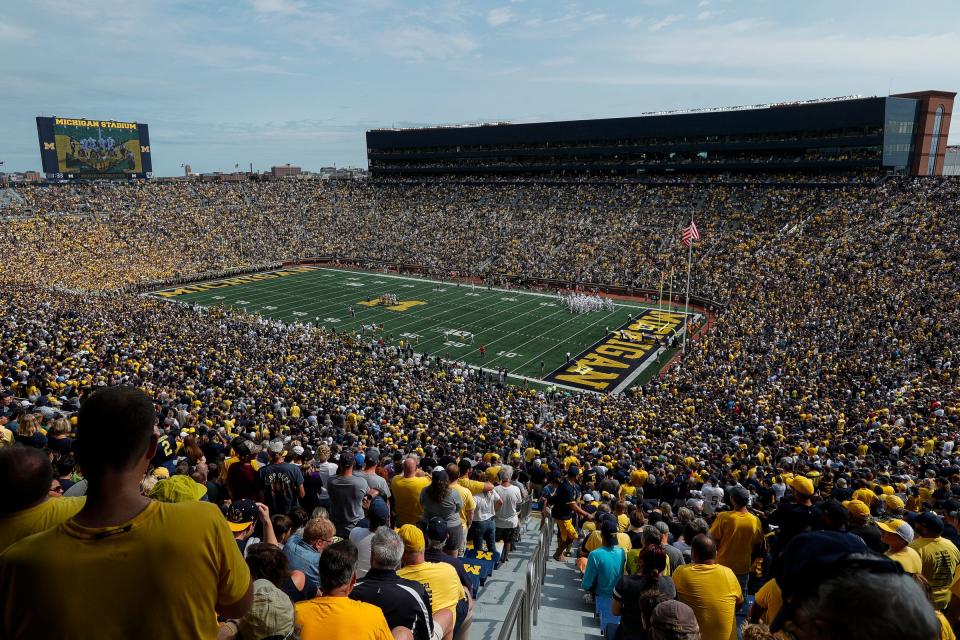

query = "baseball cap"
[
  {"left": 650, "top": 600, "right": 699, "bottom": 640},
  {"left": 567, "top": 465, "right": 580, "bottom": 477},
  {"left": 583, "top": 493, "right": 596, "bottom": 502},
  {"left": 238, "top": 579, "right": 295, "bottom": 640},
  {"left": 226, "top": 499, "right": 258, "bottom": 532},
  {"left": 365, "top": 448, "right": 381, "bottom": 464},
  {"left": 152, "top": 467, "right": 170, "bottom": 479},
  {"left": 368, "top": 497, "right": 390, "bottom": 525},
  {"left": 291, "top": 445, "right": 305, "bottom": 457},
  {"left": 268, "top": 439, "right": 285, "bottom": 454},
  {"left": 426, "top": 517, "right": 449, "bottom": 542},
  {"left": 914, "top": 511, "right": 945, "bottom": 535},
  {"left": 398, "top": 524, "right": 425, "bottom": 552},
  {"left": 789, "top": 476, "right": 815, "bottom": 496},
  {"left": 771, "top": 531, "right": 899, "bottom": 632},
  {"left": 877, "top": 519, "right": 915, "bottom": 543},
  {"left": 842, "top": 500, "right": 870, "bottom": 518},
  {"left": 355, "top": 453, "right": 366, "bottom": 467},
  {"left": 150, "top": 475, "right": 207, "bottom": 503},
  {"left": 600, "top": 518, "right": 619, "bottom": 537}
]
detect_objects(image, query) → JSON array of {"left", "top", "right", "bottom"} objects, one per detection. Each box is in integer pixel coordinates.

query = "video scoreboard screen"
[{"left": 36, "top": 116, "right": 153, "bottom": 179}]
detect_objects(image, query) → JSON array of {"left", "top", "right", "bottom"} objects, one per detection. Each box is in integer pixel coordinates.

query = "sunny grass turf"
[{"left": 161, "top": 267, "right": 675, "bottom": 391}]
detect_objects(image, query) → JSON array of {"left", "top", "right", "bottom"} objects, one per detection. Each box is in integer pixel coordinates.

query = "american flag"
[{"left": 682, "top": 219, "right": 701, "bottom": 247}]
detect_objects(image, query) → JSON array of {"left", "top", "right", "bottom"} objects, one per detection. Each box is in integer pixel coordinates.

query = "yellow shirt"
[
  {"left": 398, "top": 561, "right": 465, "bottom": 623},
  {"left": 296, "top": 596, "right": 392, "bottom": 640},
  {"left": 0, "top": 500, "right": 251, "bottom": 640},
  {"left": 458, "top": 477, "right": 488, "bottom": 495},
  {"left": 673, "top": 563, "right": 743, "bottom": 640},
  {"left": 391, "top": 476, "right": 431, "bottom": 526},
  {"left": 451, "top": 483, "right": 475, "bottom": 528},
  {"left": 486, "top": 465, "right": 502, "bottom": 483},
  {"left": 709, "top": 510, "right": 763, "bottom": 575},
  {"left": 753, "top": 578, "right": 783, "bottom": 627},
  {"left": 910, "top": 536, "right": 960, "bottom": 609},
  {"left": 0, "top": 497, "right": 85, "bottom": 554},
  {"left": 938, "top": 611, "right": 957, "bottom": 640},
  {"left": 886, "top": 546, "right": 923, "bottom": 574}
]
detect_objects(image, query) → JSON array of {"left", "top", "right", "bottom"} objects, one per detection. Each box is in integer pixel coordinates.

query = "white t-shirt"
[
  {"left": 701, "top": 484, "right": 724, "bottom": 515},
  {"left": 494, "top": 484, "right": 523, "bottom": 528},
  {"left": 474, "top": 490, "right": 496, "bottom": 522}
]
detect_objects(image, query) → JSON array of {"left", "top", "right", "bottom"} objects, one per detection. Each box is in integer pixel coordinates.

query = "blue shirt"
[
  {"left": 283, "top": 534, "right": 320, "bottom": 595},
  {"left": 582, "top": 545, "right": 626, "bottom": 597}
]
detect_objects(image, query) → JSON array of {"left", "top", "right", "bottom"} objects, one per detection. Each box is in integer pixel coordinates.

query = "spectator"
[
  {"left": 612, "top": 544, "right": 677, "bottom": 640},
  {"left": 424, "top": 517, "right": 473, "bottom": 596},
  {"left": 0, "top": 446, "right": 85, "bottom": 554},
  {"left": 709, "top": 486, "right": 763, "bottom": 595},
  {"left": 397, "top": 524, "right": 470, "bottom": 640},
  {"left": 356, "top": 448, "right": 392, "bottom": 501},
  {"left": 352, "top": 527, "right": 444, "bottom": 640},
  {"left": 445, "top": 463, "right": 476, "bottom": 557},
  {"left": 649, "top": 600, "right": 701, "bottom": 640},
  {"left": 493, "top": 465, "right": 524, "bottom": 564},
  {"left": 552, "top": 466, "right": 593, "bottom": 561},
  {"left": 420, "top": 468, "right": 464, "bottom": 557},
  {"left": 672, "top": 535, "right": 743, "bottom": 640},
  {"left": 350, "top": 496, "right": 391, "bottom": 576},
  {"left": 218, "top": 577, "right": 297, "bottom": 640},
  {"left": 843, "top": 499, "right": 885, "bottom": 553},
  {"left": 244, "top": 541, "right": 312, "bottom": 603},
  {"left": 227, "top": 499, "right": 279, "bottom": 554},
  {"left": 328, "top": 451, "right": 369, "bottom": 537},
  {"left": 910, "top": 512, "right": 960, "bottom": 610},
  {"left": 393, "top": 457, "right": 431, "bottom": 526},
  {"left": 0, "top": 386, "right": 253, "bottom": 638},
  {"left": 284, "top": 516, "right": 337, "bottom": 596},
  {"left": 258, "top": 439, "right": 305, "bottom": 516},
  {"left": 294, "top": 539, "right": 397, "bottom": 640},
  {"left": 877, "top": 519, "right": 922, "bottom": 574},
  {"left": 582, "top": 518, "right": 627, "bottom": 605},
  {"left": 769, "top": 531, "right": 938, "bottom": 640}
]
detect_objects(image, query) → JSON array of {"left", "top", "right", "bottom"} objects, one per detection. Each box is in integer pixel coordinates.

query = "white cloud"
[
  {"left": 487, "top": 7, "right": 514, "bottom": 27},
  {"left": 250, "top": 0, "right": 305, "bottom": 13},
  {"left": 625, "top": 17, "right": 643, "bottom": 30},
  {"left": 696, "top": 10, "right": 721, "bottom": 21},
  {"left": 0, "top": 22, "right": 32, "bottom": 42},
  {"left": 378, "top": 26, "right": 478, "bottom": 62},
  {"left": 649, "top": 15, "right": 683, "bottom": 32},
  {"left": 584, "top": 12, "right": 607, "bottom": 23}
]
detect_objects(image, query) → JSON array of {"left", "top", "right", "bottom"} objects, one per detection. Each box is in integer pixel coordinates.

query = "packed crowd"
[{"left": 0, "top": 175, "right": 958, "bottom": 639}]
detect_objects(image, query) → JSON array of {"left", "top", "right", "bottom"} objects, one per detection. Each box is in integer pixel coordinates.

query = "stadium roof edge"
[{"left": 370, "top": 95, "right": 870, "bottom": 132}]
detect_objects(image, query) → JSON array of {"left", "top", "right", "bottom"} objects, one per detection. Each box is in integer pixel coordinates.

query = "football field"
[{"left": 152, "top": 266, "right": 697, "bottom": 394}]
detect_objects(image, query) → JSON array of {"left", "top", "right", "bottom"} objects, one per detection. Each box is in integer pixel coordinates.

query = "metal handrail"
[
  {"left": 498, "top": 507, "right": 554, "bottom": 640},
  {"left": 497, "top": 589, "right": 527, "bottom": 640}
]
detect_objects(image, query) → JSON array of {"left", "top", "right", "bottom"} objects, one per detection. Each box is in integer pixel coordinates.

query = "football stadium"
[
  {"left": 154, "top": 265, "right": 699, "bottom": 393},
  {"left": 2, "top": 4, "right": 960, "bottom": 640}
]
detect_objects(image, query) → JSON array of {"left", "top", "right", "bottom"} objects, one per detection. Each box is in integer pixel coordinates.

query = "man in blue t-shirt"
[{"left": 257, "top": 440, "right": 304, "bottom": 516}]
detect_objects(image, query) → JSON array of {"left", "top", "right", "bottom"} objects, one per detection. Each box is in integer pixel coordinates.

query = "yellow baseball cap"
[
  {"left": 842, "top": 500, "right": 870, "bottom": 518},
  {"left": 150, "top": 475, "right": 208, "bottom": 503},
  {"left": 877, "top": 519, "right": 914, "bottom": 543},
  {"left": 789, "top": 476, "right": 814, "bottom": 496},
  {"left": 397, "top": 525, "right": 425, "bottom": 552}
]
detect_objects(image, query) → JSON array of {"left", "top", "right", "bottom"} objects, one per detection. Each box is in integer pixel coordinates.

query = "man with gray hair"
[
  {"left": 351, "top": 528, "right": 448, "bottom": 640},
  {"left": 494, "top": 465, "right": 524, "bottom": 564}
]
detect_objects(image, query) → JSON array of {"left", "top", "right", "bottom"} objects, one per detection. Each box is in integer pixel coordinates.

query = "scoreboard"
[{"left": 36, "top": 116, "right": 153, "bottom": 179}]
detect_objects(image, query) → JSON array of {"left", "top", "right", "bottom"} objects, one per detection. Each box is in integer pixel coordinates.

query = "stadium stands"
[{"left": 0, "top": 173, "right": 958, "bottom": 640}]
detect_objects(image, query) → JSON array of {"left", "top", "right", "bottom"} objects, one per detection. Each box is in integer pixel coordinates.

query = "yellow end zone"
[{"left": 153, "top": 266, "right": 315, "bottom": 298}]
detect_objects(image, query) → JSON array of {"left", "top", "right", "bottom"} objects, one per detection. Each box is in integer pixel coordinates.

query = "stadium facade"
[{"left": 367, "top": 91, "right": 955, "bottom": 178}]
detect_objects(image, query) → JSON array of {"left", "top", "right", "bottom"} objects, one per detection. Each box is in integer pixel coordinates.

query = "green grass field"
[{"left": 152, "top": 266, "right": 695, "bottom": 393}]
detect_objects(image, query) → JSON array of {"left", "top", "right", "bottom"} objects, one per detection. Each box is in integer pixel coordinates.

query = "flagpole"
[
  {"left": 682, "top": 222, "right": 694, "bottom": 355},
  {"left": 658, "top": 269, "right": 665, "bottom": 316},
  {"left": 668, "top": 267, "right": 674, "bottom": 316}
]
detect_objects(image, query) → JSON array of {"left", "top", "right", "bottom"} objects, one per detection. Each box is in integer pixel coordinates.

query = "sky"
[{"left": 2, "top": 0, "right": 959, "bottom": 176}]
